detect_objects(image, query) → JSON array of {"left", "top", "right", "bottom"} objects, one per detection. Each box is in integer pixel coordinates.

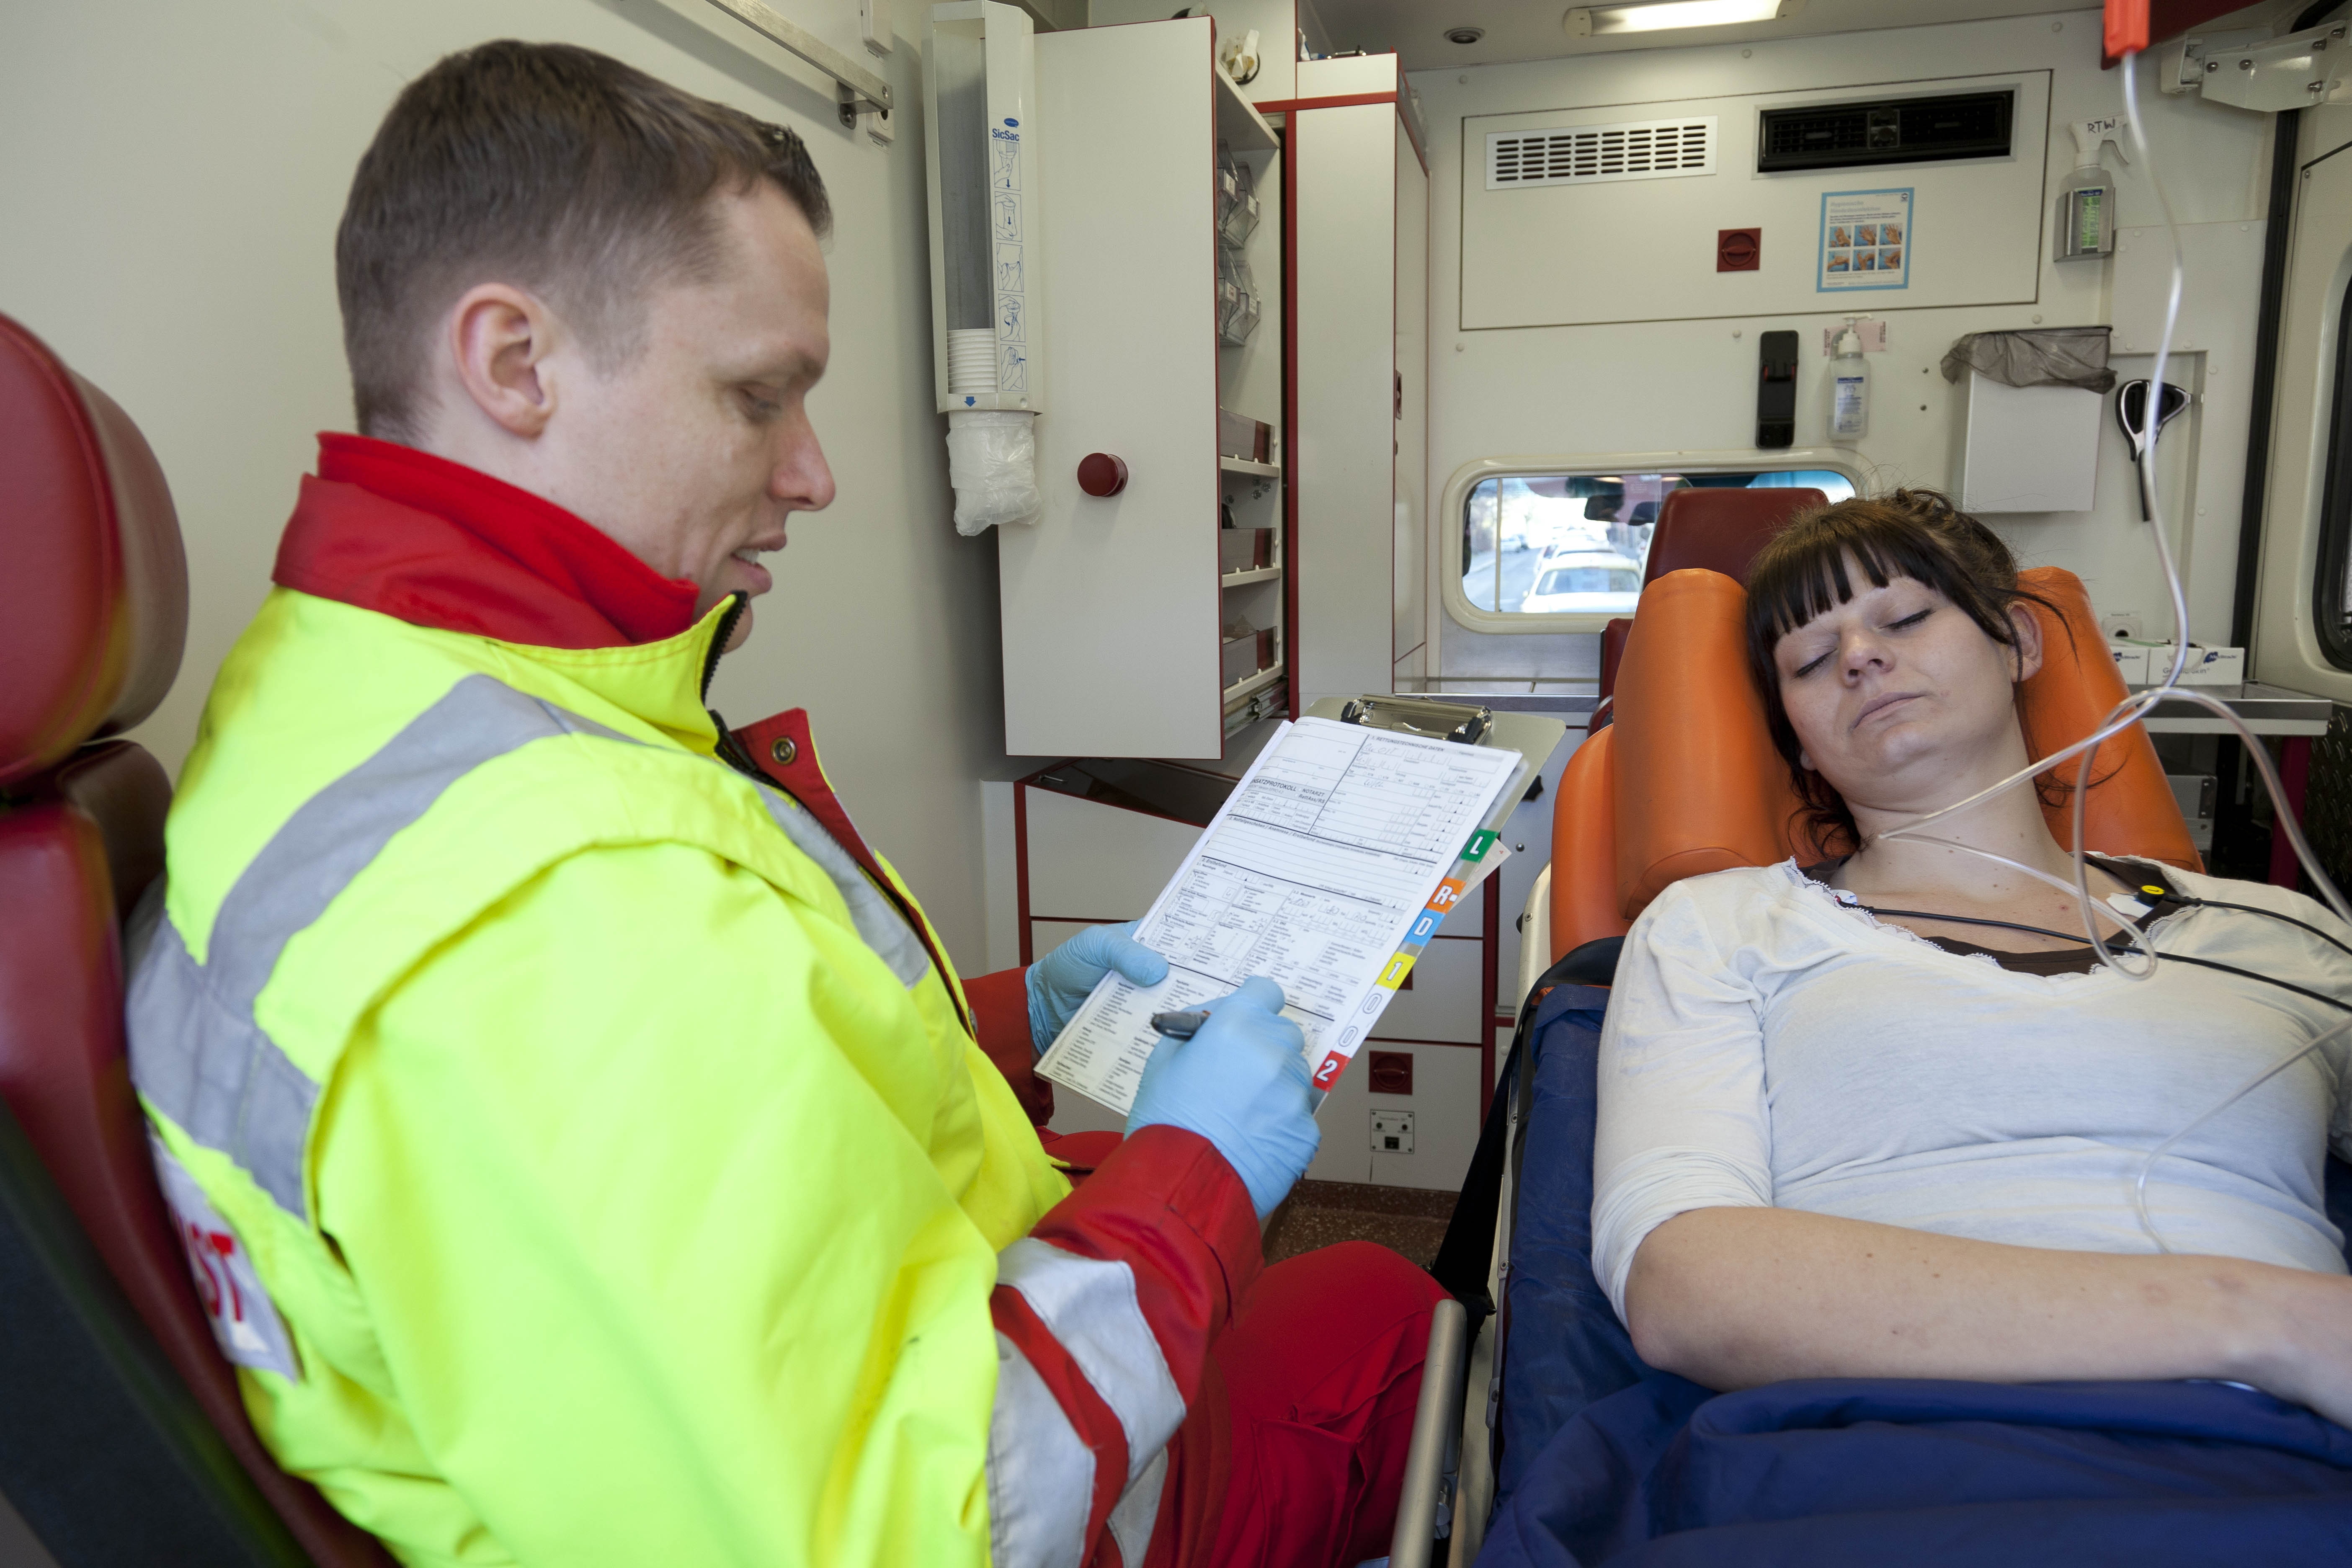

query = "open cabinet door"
[
  {"left": 2252, "top": 120, "right": 2352, "bottom": 701},
  {"left": 1001, "top": 16, "right": 1230, "bottom": 759}
]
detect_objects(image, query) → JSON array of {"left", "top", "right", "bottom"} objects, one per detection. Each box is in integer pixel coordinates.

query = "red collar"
[{"left": 272, "top": 434, "right": 701, "bottom": 648}]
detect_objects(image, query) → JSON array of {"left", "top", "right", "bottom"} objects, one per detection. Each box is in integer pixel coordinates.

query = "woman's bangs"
[{"left": 1751, "top": 513, "right": 1967, "bottom": 645}]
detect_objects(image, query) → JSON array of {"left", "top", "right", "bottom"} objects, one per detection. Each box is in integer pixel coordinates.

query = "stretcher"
[{"left": 1382, "top": 558, "right": 2342, "bottom": 1566}]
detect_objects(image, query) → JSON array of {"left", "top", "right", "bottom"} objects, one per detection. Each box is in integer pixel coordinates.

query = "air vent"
[
  {"left": 1486, "top": 116, "right": 1716, "bottom": 191},
  {"left": 1757, "top": 89, "right": 2013, "bottom": 173}
]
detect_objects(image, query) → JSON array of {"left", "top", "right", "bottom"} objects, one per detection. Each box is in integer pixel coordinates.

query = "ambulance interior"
[{"left": 6, "top": 0, "right": 2352, "bottom": 1561}]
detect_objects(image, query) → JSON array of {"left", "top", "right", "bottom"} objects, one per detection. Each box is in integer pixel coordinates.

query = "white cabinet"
[
  {"left": 992, "top": 15, "right": 1288, "bottom": 759},
  {"left": 1289, "top": 54, "right": 1429, "bottom": 712}
]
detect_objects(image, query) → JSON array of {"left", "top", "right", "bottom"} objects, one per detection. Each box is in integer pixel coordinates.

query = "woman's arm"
[{"left": 1625, "top": 1206, "right": 2352, "bottom": 1426}]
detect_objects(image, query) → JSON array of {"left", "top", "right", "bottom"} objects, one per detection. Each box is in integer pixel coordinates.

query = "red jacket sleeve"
[
  {"left": 980, "top": 1126, "right": 1261, "bottom": 1567},
  {"left": 964, "top": 965, "right": 1054, "bottom": 1127}
]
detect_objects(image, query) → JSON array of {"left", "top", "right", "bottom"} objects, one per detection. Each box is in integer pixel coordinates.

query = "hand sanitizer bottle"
[
  {"left": 1828, "top": 320, "right": 1868, "bottom": 443},
  {"left": 2055, "top": 116, "right": 2127, "bottom": 263}
]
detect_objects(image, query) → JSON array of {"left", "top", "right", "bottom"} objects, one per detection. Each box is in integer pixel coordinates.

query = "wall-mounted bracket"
[
  {"left": 2161, "top": 19, "right": 2349, "bottom": 112},
  {"left": 696, "top": 0, "right": 894, "bottom": 116},
  {"left": 840, "top": 81, "right": 896, "bottom": 144}
]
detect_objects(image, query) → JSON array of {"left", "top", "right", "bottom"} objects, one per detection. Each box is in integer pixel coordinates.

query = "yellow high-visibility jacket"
[{"left": 130, "top": 567, "right": 1075, "bottom": 1567}]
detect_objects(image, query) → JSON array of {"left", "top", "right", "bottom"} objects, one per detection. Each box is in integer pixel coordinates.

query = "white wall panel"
[
  {"left": 1368, "top": 1042, "right": 1482, "bottom": 1191},
  {"left": 1461, "top": 72, "right": 2049, "bottom": 330}
]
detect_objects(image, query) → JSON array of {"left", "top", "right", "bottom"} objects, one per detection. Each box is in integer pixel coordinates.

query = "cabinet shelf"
[
  {"left": 1220, "top": 565, "right": 1282, "bottom": 588},
  {"left": 1215, "top": 68, "right": 1279, "bottom": 153},
  {"left": 1219, "top": 456, "right": 1280, "bottom": 478}
]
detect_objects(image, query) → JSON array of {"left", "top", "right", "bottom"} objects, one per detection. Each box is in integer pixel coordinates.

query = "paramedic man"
[{"left": 126, "top": 41, "right": 1446, "bottom": 1568}]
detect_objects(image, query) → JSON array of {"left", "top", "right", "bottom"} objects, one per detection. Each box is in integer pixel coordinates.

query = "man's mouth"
[{"left": 727, "top": 538, "right": 785, "bottom": 595}]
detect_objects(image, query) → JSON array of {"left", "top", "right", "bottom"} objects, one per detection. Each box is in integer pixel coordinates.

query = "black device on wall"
[
  {"left": 1756, "top": 89, "right": 2014, "bottom": 173},
  {"left": 1757, "top": 330, "right": 1798, "bottom": 449}
]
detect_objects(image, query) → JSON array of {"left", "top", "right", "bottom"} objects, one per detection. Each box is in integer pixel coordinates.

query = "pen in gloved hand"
[{"left": 1149, "top": 1010, "right": 1212, "bottom": 1039}]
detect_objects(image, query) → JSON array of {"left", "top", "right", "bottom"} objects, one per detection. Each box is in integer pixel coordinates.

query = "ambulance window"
[
  {"left": 2313, "top": 273, "right": 2352, "bottom": 671},
  {"left": 1458, "top": 469, "right": 1856, "bottom": 623}
]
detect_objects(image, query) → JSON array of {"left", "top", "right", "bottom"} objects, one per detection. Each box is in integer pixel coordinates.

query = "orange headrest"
[
  {"left": 1612, "top": 570, "right": 1805, "bottom": 916},
  {"left": 2015, "top": 567, "right": 2201, "bottom": 872},
  {"left": 1609, "top": 565, "right": 2197, "bottom": 922}
]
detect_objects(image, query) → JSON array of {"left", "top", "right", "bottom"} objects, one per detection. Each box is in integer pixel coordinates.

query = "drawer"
[{"left": 1024, "top": 787, "right": 1202, "bottom": 921}]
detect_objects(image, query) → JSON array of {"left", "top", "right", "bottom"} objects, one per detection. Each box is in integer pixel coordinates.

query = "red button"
[{"left": 1077, "top": 453, "right": 1128, "bottom": 497}]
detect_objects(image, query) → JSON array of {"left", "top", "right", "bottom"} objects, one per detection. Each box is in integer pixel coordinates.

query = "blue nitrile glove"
[
  {"left": 1124, "top": 977, "right": 1319, "bottom": 1220},
  {"left": 1027, "top": 921, "right": 1170, "bottom": 1054}
]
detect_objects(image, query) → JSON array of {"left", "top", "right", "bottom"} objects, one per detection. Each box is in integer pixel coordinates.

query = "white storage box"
[
  {"left": 2108, "top": 643, "right": 2150, "bottom": 685},
  {"left": 1952, "top": 370, "right": 2102, "bottom": 513}
]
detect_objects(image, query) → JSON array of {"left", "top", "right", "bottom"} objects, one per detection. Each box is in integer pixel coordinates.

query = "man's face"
[{"left": 536, "top": 182, "right": 835, "bottom": 647}]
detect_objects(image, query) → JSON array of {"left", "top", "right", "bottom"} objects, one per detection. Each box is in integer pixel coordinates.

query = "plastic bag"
[
  {"left": 1939, "top": 326, "right": 2115, "bottom": 392},
  {"left": 945, "top": 410, "right": 1042, "bottom": 536}
]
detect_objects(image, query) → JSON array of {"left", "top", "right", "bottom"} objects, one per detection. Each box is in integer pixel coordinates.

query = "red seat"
[
  {"left": 1595, "top": 485, "right": 1829, "bottom": 712},
  {"left": 0, "top": 312, "right": 393, "bottom": 1565}
]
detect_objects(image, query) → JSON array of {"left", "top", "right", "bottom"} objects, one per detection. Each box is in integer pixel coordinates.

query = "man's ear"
[
  {"left": 2007, "top": 600, "right": 2046, "bottom": 685},
  {"left": 448, "top": 284, "right": 560, "bottom": 438}
]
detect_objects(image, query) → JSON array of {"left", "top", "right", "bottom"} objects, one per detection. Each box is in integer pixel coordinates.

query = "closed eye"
[
  {"left": 1793, "top": 649, "right": 1832, "bottom": 678},
  {"left": 1888, "top": 608, "right": 1932, "bottom": 631}
]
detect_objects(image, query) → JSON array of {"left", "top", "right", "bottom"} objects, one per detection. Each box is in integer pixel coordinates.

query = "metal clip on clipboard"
[{"left": 1337, "top": 694, "right": 1491, "bottom": 745}]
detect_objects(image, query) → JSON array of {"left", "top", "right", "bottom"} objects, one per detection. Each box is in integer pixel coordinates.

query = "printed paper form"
[{"left": 1037, "top": 718, "right": 1521, "bottom": 1116}]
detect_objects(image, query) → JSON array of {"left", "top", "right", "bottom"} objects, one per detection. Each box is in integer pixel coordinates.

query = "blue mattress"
[{"left": 1476, "top": 981, "right": 2352, "bottom": 1566}]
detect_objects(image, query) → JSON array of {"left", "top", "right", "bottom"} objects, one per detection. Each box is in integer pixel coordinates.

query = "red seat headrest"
[
  {"left": 0, "top": 315, "right": 188, "bottom": 788},
  {"left": 1643, "top": 485, "right": 1827, "bottom": 585}
]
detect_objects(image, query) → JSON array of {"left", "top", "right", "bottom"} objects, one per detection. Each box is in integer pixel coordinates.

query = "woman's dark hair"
[{"left": 1742, "top": 488, "right": 2070, "bottom": 849}]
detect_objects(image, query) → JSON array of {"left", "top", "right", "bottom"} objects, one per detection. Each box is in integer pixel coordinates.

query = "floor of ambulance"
[{"left": 1261, "top": 1180, "right": 1455, "bottom": 1269}]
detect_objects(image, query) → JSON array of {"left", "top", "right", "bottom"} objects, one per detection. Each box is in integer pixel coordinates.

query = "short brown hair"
[
  {"left": 336, "top": 40, "right": 831, "bottom": 439},
  {"left": 1742, "top": 489, "right": 2070, "bottom": 848}
]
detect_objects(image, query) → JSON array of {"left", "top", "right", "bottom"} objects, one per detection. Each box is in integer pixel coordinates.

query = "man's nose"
[{"left": 774, "top": 416, "right": 836, "bottom": 513}]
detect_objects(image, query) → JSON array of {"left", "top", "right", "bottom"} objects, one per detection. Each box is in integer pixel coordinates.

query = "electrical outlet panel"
[{"left": 1371, "top": 1110, "right": 1415, "bottom": 1155}]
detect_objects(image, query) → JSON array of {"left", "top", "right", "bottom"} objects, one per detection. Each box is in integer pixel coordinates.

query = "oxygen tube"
[{"left": 1867, "top": 52, "right": 2352, "bottom": 1253}]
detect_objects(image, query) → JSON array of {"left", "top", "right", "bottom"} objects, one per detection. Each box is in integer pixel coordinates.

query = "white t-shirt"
[{"left": 1590, "top": 857, "right": 2352, "bottom": 1323}]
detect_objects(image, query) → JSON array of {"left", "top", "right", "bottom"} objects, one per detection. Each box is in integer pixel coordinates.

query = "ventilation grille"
[{"left": 1486, "top": 116, "right": 1716, "bottom": 190}]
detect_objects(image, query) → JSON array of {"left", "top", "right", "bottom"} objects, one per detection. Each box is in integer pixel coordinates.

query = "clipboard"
[{"left": 1298, "top": 695, "right": 1568, "bottom": 1095}]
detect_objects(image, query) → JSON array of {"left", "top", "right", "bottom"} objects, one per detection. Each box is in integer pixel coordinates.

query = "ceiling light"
[
  {"left": 1446, "top": 26, "right": 1485, "bottom": 44},
  {"left": 1565, "top": 0, "right": 1801, "bottom": 38}
]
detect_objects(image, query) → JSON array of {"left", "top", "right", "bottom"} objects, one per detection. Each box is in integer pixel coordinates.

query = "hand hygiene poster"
[{"left": 1819, "top": 188, "right": 1912, "bottom": 292}]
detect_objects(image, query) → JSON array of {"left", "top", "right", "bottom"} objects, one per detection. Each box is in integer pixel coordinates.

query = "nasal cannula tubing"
[{"left": 1855, "top": 52, "right": 2352, "bottom": 1253}]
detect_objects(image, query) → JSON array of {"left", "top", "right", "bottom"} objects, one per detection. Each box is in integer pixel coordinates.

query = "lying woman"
[{"left": 1592, "top": 489, "right": 2352, "bottom": 1431}]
